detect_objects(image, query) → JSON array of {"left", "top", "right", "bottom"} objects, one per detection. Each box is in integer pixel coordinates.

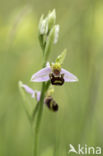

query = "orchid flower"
[
  {"left": 31, "top": 62, "right": 78, "bottom": 85},
  {"left": 20, "top": 83, "right": 41, "bottom": 102},
  {"left": 20, "top": 82, "right": 58, "bottom": 111}
]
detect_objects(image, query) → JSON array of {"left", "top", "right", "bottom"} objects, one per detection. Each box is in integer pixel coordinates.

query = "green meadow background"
[{"left": 0, "top": 0, "right": 103, "bottom": 156}]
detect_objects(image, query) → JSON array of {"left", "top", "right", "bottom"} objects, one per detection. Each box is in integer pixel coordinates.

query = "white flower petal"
[
  {"left": 61, "top": 68, "right": 78, "bottom": 82},
  {"left": 31, "top": 66, "right": 52, "bottom": 82}
]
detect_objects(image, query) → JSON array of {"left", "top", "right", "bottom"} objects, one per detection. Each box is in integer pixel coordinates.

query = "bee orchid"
[
  {"left": 31, "top": 62, "right": 78, "bottom": 86},
  {"left": 20, "top": 82, "right": 58, "bottom": 111}
]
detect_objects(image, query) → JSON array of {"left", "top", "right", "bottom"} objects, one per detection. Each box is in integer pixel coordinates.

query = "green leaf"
[{"left": 56, "top": 49, "right": 67, "bottom": 65}]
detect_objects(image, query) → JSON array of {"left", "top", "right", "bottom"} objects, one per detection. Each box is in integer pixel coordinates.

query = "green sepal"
[{"left": 56, "top": 49, "right": 67, "bottom": 65}]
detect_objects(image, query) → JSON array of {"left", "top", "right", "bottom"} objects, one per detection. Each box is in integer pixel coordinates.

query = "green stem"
[
  {"left": 33, "top": 80, "right": 50, "bottom": 156},
  {"left": 32, "top": 41, "right": 51, "bottom": 155},
  {"left": 33, "top": 82, "right": 45, "bottom": 156},
  {"left": 32, "top": 102, "right": 39, "bottom": 123}
]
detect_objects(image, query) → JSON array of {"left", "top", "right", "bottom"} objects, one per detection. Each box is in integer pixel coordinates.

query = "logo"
[{"left": 68, "top": 144, "right": 101, "bottom": 155}]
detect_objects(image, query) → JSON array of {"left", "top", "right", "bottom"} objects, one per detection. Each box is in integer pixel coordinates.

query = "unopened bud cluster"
[{"left": 39, "top": 9, "right": 60, "bottom": 52}]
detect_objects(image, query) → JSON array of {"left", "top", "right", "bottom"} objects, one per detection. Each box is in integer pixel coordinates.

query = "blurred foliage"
[{"left": 0, "top": 0, "right": 103, "bottom": 156}]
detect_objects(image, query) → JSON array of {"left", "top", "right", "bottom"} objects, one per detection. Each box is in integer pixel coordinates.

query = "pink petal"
[
  {"left": 31, "top": 66, "right": 52, "bottom": 82},
  {"left": 21, "top": 84, "right": 41, "bottom": 101},
  {"left": 61, "top": 68, "right": 78, "bottom": 82},
  {"left": 21, "top": 84, "right": 35, "bottom": 97}
]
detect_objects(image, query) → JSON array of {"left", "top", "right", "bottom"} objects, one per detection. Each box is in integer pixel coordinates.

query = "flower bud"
[
  {"left": 47, "top": 9, "right": 56, "bottom": 31},
  {"left": 39, "top": 15, "right": 48, "bottom": 35},
  {"left": 54, "top": 25, "right": 60, "bottom": 44},
  {"left": 39, "top": 9, "right": 56, "bottom": 36},
  {"left": 38, "top": 9, "right": 60, "bottom": 57}
]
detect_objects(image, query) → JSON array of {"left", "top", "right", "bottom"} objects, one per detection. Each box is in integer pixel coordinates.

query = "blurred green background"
[{"left": 0, "top": 0, "right": 103, "bottom": 156}]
